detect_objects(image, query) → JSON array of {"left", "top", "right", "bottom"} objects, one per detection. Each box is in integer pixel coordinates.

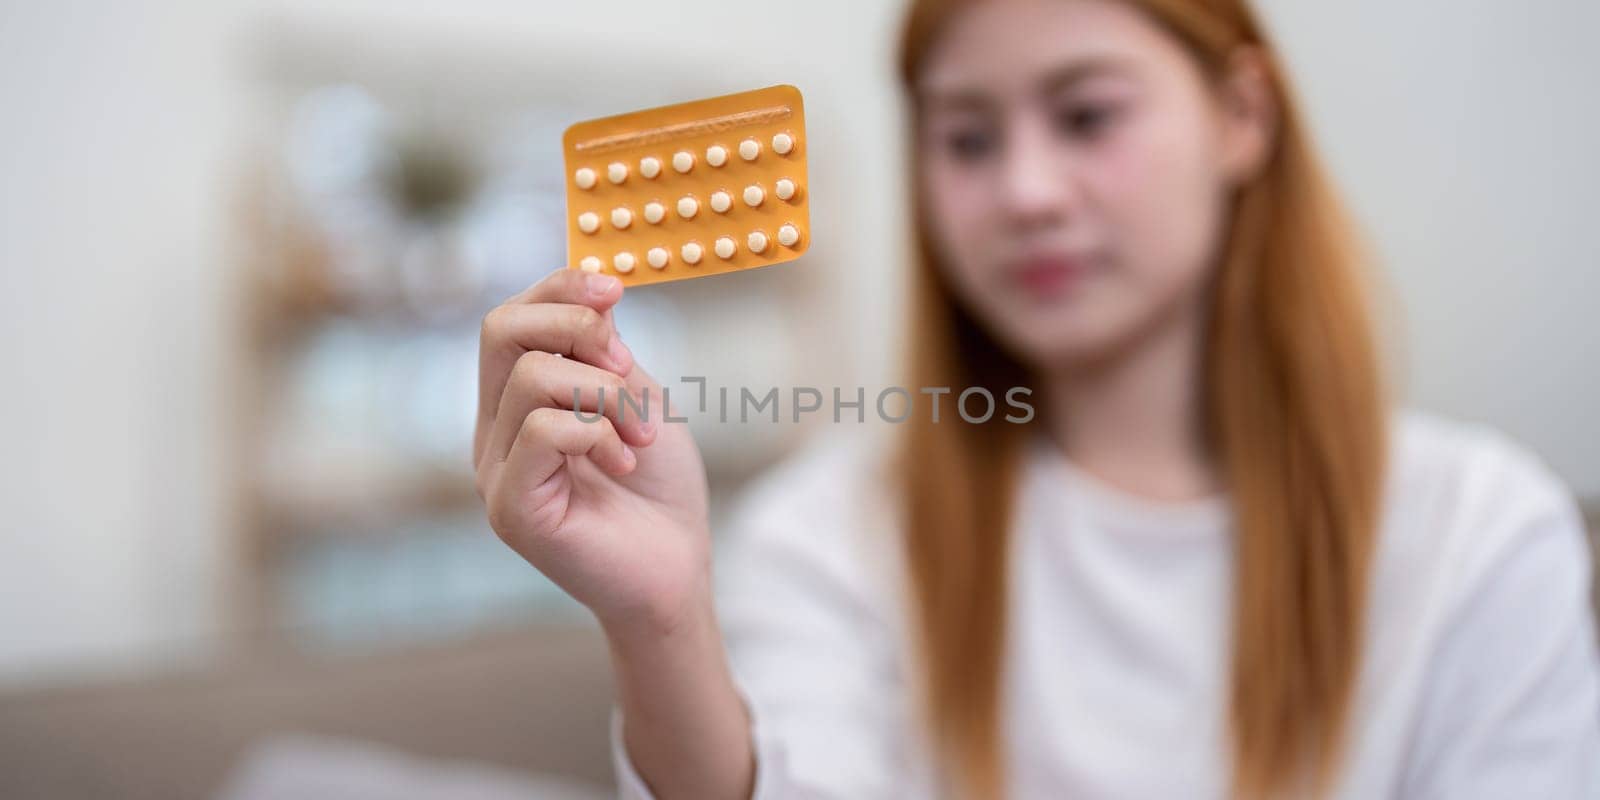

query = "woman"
[{"left": 473, "top": 0, "right": 1600, "bottom": 797}]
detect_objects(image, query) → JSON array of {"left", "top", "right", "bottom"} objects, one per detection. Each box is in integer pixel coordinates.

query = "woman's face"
[{"left": 916, "top": 0, "right": 1271, "bottom": 369}]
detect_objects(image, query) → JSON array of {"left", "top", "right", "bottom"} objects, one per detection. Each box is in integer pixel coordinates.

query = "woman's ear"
[{"left": 1217, "top": 46, "right": 1279, "bottom": 185}]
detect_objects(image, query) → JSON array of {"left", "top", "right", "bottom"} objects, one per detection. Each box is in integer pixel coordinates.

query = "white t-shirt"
[{"left": 613, "top": 411, "right": 1600, "bottom": 798}]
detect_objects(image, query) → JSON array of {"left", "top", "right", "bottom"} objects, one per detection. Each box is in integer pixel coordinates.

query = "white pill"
[
  {"left": 777, "top": 224, "right": 800, "bottom": 247},
  {"left": 647, "top": 247, "right": 670, "bottom": 269},
  {"left": 738, "top": 138, "right": 760, "bottom": 161},
  {"left": 577, "top": 212, "right": 600, "bottom": 234},
  {"left": 611, "top": 207, "right": 633, "bottom": 229},
  {"left": 747, "top": 230, "right": 769, "bottom": 254},
  {"left": 681, "top": 241, "right": 703, "bottom": 264},
  {"left": 574, "top": 167, "right": 597, "bottom": 189},
  {"left": 639, "top": 156, "right": 661, "bottom": 179},
  {"left": 709, "top": 191, "right": 732, "bottom": 213},
  {"left": 743, "top": 185, "right": 765, "bottom": 207},
  {"left": 607, "top": 162, "right": 628, "bottom": 184},
  {"left": 677, "top": 196, "right": 699, "bottom": 219},
  {"left": 613, "top": 252, "right": 636, "bottom": 273},
  {"left": 579, "top": 256, "right": 602, "bottom": 273},
  {"left": 706, "top": 145, "right": 728, "bottom": 167},
  {"left": 714, "top": 236, "right": 736, "bottom": 259},
  {"left": 672, "top": 151, "right": 694, "bottom": 173},
  {"left": 643, "top": 201, "right": 665, "bottom": 224},
  {"left": 774, "top": 178, "right": 796, "bottom": 201},
  {"left": 772, "top": 133, "right": 794, "bottom": 155}
]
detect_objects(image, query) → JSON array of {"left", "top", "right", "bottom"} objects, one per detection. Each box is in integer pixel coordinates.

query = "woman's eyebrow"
[
  {"left": 915, "top": 87, "right": 996, "bottom": 113},
  {"left": 1035, "top": 57, "right": 1139, "bottom": 95},
  {"left": 917, "top": 56, "right": 1138, "bottom": 110}
]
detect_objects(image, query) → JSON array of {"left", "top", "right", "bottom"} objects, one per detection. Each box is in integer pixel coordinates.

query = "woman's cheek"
[
  {"left": 926, "top": 168, "right": 994, "bottom": 279},
  {"left": 1097, "top": 116, "right": 1225, "bottom": 293},
  {"left": 1086, "top": 122, "right": 1173, "bottom": 238}
]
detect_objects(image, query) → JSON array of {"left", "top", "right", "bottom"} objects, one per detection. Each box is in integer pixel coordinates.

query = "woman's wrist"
[
  {"left": 600, "top": 589, "right": 717, "bottom": 663},
  {"left": 596, "top": 560, "right": 716, "bottom": 649},
  {"left": 602, "top": 587, "right": 755, "bottom": 800}
]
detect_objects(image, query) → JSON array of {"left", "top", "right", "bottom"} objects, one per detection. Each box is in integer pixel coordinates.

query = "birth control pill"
[
  {"left": 681, "top": 241, "right": 703, "bottom": 264},
  {"left": 563, "top": 84, "right": 811, "bottom": 286}
]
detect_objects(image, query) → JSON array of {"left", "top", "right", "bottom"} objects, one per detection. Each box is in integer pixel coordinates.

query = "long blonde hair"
[{"left": 895, "top": 1, "right": 1389, "bottom": 797}]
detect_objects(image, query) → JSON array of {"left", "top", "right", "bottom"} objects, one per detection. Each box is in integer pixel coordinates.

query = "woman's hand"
[
  {"left": 475, "top": 268, "right": 753, "bottom": 800},
  {"left": 474, "top": 268, "right": 711, "bottom": 634}
]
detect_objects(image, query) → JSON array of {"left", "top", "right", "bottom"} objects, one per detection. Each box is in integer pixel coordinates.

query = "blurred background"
[{"left": 0, "top": 0, "right": 1596, "bottom": 798}]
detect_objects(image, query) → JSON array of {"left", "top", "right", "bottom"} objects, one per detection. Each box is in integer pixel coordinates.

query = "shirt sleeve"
[
  {"left": 610, "top": 440, "right": 920, "bottom": 799},
  {"left": 610, "top": 686, "right": 801, "bottom": 800},
  {"left": 1400, "top": 455, "right": 1600, "bottom": 798}
]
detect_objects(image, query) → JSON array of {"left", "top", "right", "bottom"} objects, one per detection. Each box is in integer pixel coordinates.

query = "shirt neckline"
[{"left": 1025, "top": 434, "right": 1232, "bottom": 536}]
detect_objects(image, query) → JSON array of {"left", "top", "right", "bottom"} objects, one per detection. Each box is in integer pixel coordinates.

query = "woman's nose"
[{"left": 1000, "top": 118, "right": 1076, "bottom": 227}]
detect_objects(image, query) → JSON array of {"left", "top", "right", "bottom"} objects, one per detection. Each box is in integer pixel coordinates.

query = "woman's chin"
[{"left": 992, "top": 319, "right": 1130, "bottom": 374}]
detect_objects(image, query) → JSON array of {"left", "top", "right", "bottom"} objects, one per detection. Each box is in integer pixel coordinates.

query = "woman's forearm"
[{"left": 604, "top": 596, "right": 755, "bottom": 800}]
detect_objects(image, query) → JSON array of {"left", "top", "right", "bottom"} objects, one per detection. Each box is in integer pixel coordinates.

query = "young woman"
[{"left": 473, "top": 0, "right": 1600, "bottom": 797}]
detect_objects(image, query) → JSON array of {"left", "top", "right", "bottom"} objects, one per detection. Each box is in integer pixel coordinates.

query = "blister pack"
[{"left": 563, "top": 84, "right": 810, "bottom": 285}]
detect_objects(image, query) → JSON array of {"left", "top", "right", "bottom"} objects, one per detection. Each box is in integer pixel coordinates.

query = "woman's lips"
[{"left": 1006, "top": 253, "right": 1093, "bottom": 297}]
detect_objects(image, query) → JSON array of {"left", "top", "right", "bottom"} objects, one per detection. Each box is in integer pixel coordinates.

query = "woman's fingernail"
[
  {"left": 621, "top": 445, "right": 636, "bottom": 467},
  {"left": 587, "top": 274, "right": 619, "bottom": 296},
  {"left": 608, "top": 337, "right": 633, "bottom": 372},
  {"left": 637, "top": 421, "right": 655, "bottom": 438}
]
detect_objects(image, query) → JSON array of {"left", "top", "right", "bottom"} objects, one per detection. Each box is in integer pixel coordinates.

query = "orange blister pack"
[{"left": 562, "top": 84, "right": 810, "bottom": 286}]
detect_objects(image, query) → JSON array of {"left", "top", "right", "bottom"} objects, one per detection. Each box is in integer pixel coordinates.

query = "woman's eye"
[
  {"left": 944, "top": 128, "right": 996, "bottom": 161},
  {"left": 1054, "top": 103, "right": 1118, "bottom": 140}
]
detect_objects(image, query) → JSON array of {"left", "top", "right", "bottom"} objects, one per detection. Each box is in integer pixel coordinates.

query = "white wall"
[
  {"left": 1259, "top": 0, "right": 1600, "bottom": 493},
  {"left": 0, "top": 0, "right": 1595, "bottom": 682},
  {"left": 0, "top": 0, "right": 244, "bottom": 681}
]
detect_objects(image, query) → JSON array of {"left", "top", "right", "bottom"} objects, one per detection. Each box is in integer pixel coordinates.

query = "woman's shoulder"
[
  {"left": 1379, "top": 408, "right": 1590, "bottom": 605},
  {"left": 1387, "top": 409, "right": 1579, "bottom": 531},
  {"left": 1391, "top": 409, "right": 1567, "bottom": 495},
  {"left": 1367, "top": 418, "right": 1600, "bottom": 792}
]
